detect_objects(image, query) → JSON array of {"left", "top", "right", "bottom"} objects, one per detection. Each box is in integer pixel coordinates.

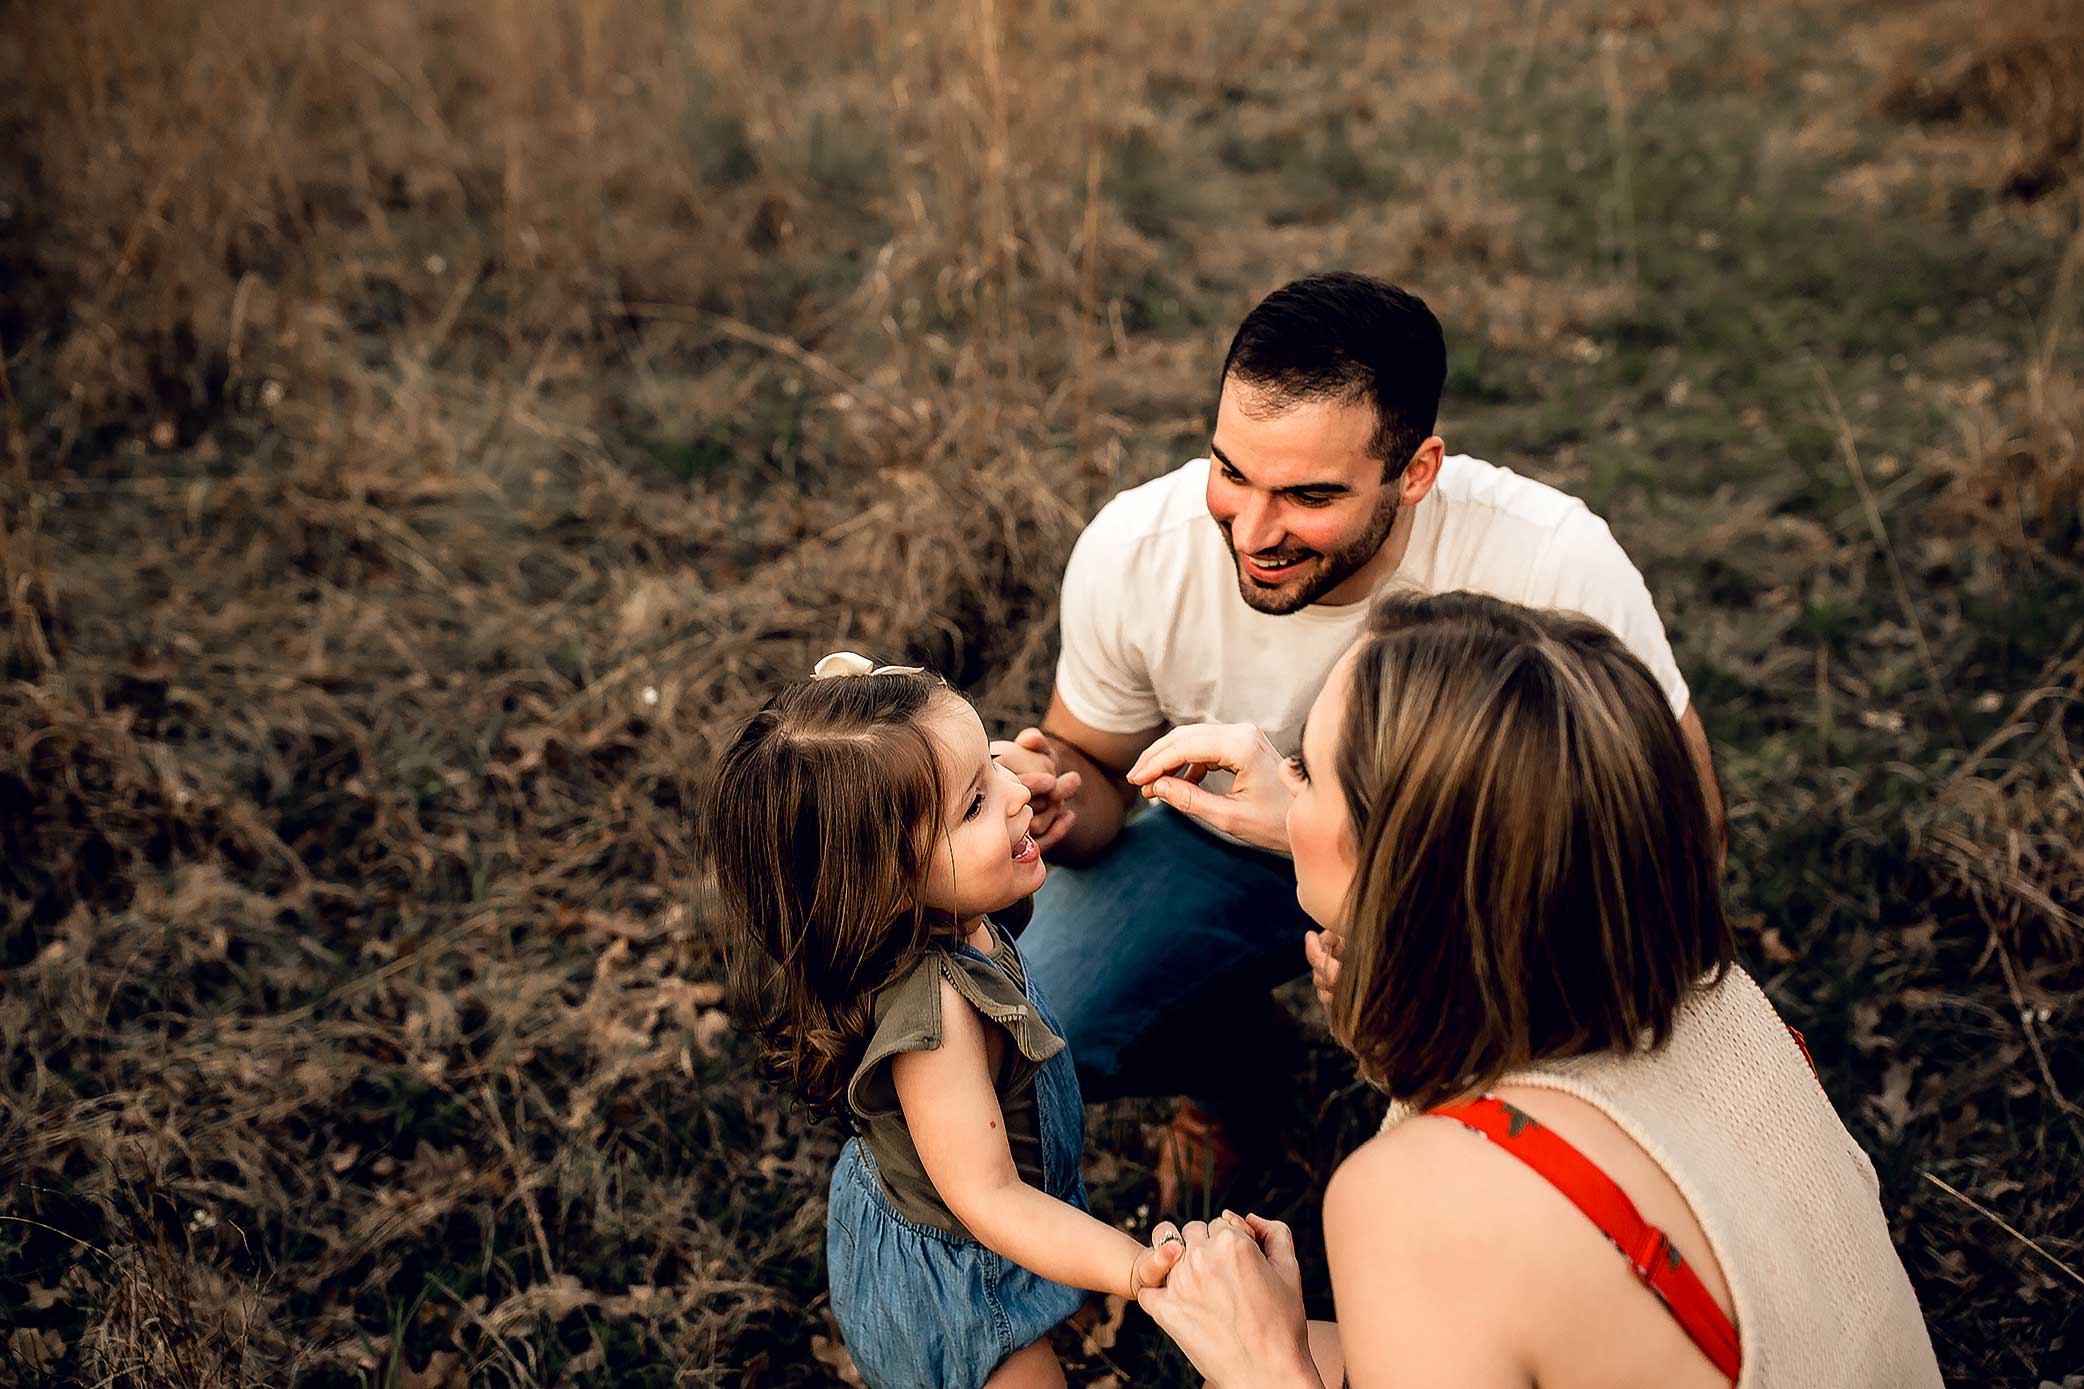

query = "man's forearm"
[{"left": 1040, "top": 730, "right": 1134, "bottom": 865}]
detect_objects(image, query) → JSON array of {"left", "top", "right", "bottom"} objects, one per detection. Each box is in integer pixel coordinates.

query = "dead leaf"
[
  {"left": 6, "top": 1328, "right": 64, "bottom": 1373},
  {"left": 810, "top": 1335, "right": 865, "bottom": 1386},
  {"left": 398, "top": 1348, "right": 467, "bottom": 1389},
  {"left": 1069, "top": 1293, "right": 1128, "bottom": 1352},
  {"left": 693, "top": 1009, "right": 732, "bottom": 1057},
  {"left": 1867, "top": 1060, "right": 1915, "bottom": 1137},
  {"left": 25, "top": 1282, "right": 65, "bottom": 1310}
]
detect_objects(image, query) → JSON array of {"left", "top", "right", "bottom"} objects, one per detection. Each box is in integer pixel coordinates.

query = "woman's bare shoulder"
[
  {"left": 1321, "top": 1124, "right": 1535, "bottom": 1386},
  {"left": 1328, "top": 1118, "right": 1498, "bottom": 1219}
]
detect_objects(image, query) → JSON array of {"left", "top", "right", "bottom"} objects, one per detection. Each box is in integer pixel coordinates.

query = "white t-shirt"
[{"left": 1055, "top": 454, "right": 1690, "bottom": 763}]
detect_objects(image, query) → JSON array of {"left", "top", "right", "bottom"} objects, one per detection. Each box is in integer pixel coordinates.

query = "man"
[{"left": 996, "top": 272, "right": 1719, "bottom": 1203}]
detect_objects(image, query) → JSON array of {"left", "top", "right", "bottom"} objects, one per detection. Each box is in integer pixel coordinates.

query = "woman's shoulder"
[
  {"left": 1328, "top": 1116, "right": 1499, "bottom": 1229},
  {"left": 1320, "top": 1122, "right": 1543, "bottom": 1381}
]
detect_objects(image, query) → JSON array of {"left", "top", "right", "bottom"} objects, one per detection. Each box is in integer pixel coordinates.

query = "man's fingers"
[
  {"left": 1321, "top": 928, "right": 1345, "bottom": 959},
  {"left": 1053, "top": 768, "right": 1083, "bottom": 802},
  {"left": 1033, "top": 808, "right": 1077, "bottom": 853},
  {"left": 1014, "top": 726, "right": 1050, "bottom": 752},
  {"left": 1016, "top": 770, "right": 1059, "bottom": 800}
]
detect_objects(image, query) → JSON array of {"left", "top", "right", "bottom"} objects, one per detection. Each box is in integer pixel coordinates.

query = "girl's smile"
[{"left": 918, "top": 692, "right": 1048, "bottom": 924}]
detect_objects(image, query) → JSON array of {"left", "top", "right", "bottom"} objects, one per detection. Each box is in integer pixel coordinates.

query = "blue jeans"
[{"left": 1018, "top": 804, "right": 1317, "bottom": 1104}]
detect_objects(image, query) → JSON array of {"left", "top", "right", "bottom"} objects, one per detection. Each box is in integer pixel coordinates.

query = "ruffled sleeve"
[{"left": 845, "top": 945, "right": 1065, "bottom": 1121}]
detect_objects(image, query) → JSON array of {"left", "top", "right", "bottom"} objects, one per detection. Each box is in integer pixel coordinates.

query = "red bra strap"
[{"left": 1429, "top": 1096, "right": 1741, "bottom": 1383}]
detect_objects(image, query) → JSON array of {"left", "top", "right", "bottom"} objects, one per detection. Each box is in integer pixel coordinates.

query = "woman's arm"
[
  {"left": 1321, "top": 1133, "right": 1528, "bottom": 1388},
  {"left": 890, "top": 977, "right": 1180, "bottom": 1297}
]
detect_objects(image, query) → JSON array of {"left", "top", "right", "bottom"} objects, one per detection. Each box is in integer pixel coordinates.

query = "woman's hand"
[
  {"left": 1304, "top": 927, "right": 1345, "bottom": 1015},
  {"left": 1136, "top": 1213, "right": 1321, "bottom": 1388},
  {"left": 1125, "top": 723, "right": 1294, "bottom": 852}
]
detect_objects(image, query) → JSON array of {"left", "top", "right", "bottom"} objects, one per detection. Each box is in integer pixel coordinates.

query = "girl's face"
[
  {"left": 917, "top": 693, "right": 1046, "bottom": 924},
  {"left": 1281, "top": 646, "right": 1362, "bottom": 929}
]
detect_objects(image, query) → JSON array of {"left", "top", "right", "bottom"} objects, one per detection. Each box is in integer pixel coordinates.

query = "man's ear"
[{"left": 1397, "top": 436, "right": 1446, "bottom": 507}]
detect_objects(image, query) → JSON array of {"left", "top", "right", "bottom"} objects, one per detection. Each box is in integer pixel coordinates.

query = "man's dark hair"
[{"left": 1218, "top": 272, "right": 1447, "bottom": 478}]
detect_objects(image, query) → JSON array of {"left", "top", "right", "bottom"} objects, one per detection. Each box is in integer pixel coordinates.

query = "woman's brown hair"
[
  {"left": 698, "top": 670, "right": 957, "bottom": 1123},
  {"left": 1328, "top": 592, "right": 1733, "bottom": 1110}
]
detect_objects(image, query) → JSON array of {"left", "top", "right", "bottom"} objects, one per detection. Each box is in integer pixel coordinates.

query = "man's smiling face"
[{"left": 1206, "top": 377, "right": 1403, "bottom": 614}]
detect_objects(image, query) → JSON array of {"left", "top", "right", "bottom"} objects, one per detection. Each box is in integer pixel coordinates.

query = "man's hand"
[
  {"left": 990, "top": 727, "right": 1085, "bottom": 854},
  {"left": 1125, "top": 723, "right": 1294, "bottom": 853},
  {"left": 1304, "top": 928, "right": 1344, "bottom": 1015}
]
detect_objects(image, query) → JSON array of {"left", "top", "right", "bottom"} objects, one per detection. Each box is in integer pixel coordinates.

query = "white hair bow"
[{"left": 812, "top": 650, "right": 926, "bottom": 679}]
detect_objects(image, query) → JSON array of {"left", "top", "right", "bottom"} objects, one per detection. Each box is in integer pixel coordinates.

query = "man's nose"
[{"left": 1230, "top": 494, "right": 1283, "bottom": 554}]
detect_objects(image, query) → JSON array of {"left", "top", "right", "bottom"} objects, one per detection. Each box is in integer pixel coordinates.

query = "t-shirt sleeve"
[
  {"left": 1053, "top": 505, "right": 1165, "bottom": 733},
  {"left": 1540, "top": 514, "right": 1692, "bottom": 719},
  {"left": 845, "top": 952, "right": 1064, "bottom": 1121}
]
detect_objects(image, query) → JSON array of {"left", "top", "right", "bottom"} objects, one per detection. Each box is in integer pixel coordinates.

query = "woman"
[{"left": 1124, "top": 592, "right": 1940, "bottom": 1388}]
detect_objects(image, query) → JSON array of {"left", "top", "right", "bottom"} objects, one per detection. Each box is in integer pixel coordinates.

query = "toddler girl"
[{"left": 701, "top": 653, "right": 1181, "bottom": 1389}]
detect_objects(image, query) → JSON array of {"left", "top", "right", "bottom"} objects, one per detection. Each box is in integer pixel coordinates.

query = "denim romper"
[{"left": 825, "top": 928, "right": 1089, "bottom": 1388}]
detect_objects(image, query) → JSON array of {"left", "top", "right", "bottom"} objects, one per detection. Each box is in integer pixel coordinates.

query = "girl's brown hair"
[
  {"left": 1328, "top": 592, "right": 1733, "bottom": 1110},
  {"left": 699, "top": 670, "right": 956, "bottom": 1123}
]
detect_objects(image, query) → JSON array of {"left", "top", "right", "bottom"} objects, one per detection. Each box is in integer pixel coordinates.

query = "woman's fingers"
[
  {"left": 1306, "top": 929, "right": 1341, "bottom": 1007},
  {"left": 1127, "top": 724, "right": 1257, "bottom": 786},
  {"left": 1242, "top": 1213, "right": 1295, "bottom": 1257},
  {"left": 1141, "top": 775, "right": 1236, "bottom": 834}
]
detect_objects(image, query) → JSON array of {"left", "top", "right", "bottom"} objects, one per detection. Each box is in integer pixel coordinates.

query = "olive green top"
[{"left": 843, "top": 918, "right": 1064, "bottom": 1240}]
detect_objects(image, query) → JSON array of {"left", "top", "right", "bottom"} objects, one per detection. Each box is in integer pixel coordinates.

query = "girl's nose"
[{"left": 1006, "top": 770, "right": 1032, "bottom": 812}]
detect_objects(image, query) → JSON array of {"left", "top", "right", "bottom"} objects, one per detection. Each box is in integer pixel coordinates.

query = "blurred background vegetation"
[{"left": 1, "top": 0, "right": 2080, "bottom": 1383}]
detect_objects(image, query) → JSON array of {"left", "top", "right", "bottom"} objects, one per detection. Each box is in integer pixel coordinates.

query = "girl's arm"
[{"left": 891, "top": 976, "right": 1179, "bottom": 1298}]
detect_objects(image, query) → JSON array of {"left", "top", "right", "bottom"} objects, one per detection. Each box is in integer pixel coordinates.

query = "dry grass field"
[{"left": 2, "top": 0, "right": 2081, "bottom": 1383}]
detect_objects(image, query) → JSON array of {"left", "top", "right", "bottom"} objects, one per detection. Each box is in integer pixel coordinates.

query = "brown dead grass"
[
  {"left": 2, "top": 0, "right": 2081, "bottom": 1384},
  {"left": 1883, "top": 0, "right": 2084, "bottom": 198}
]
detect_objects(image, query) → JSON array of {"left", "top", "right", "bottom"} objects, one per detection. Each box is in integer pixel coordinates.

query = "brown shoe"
[{"left": 1152, "top": 1099, "right": 1241, "bottom": 1216}]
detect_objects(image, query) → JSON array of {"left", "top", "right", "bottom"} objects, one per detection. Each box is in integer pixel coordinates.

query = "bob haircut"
[
  {"left": 699, "top": 667, "right": 962, "bottom": 1123},
  {"left": 1327, "top": 592, "right": 1733, "bottom": 1110}
]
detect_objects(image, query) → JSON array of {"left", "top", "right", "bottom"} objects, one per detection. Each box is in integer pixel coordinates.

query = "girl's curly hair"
[{"left": 698, "top": 669, "right": 955, "bottom": 1123}]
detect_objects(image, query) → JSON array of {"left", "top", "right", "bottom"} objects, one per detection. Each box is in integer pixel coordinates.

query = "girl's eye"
[
  {"left": 963, "top": 791, "right": 986, "bottom": 821},
  {"left": 1286, "top": 753, "right": 1310, "bottom": 783}
]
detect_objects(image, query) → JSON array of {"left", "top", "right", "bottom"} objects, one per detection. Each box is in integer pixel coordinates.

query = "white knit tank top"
[{"left": 1381, "top": 968, "right": 1942, "bottom": 1388}]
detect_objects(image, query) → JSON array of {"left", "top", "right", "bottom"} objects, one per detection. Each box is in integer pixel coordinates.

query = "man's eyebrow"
[{"left": 1209, "top": 443, "right": 1352, "bottom": 497}]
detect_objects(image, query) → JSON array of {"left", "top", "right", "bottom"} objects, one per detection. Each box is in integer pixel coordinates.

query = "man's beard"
[{"left": 1220, "top": 491, "right": 1400, "bottom": 615}]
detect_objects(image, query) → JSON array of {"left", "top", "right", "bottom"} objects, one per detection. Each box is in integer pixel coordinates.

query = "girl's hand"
[
  {"left": 1130, "top": 1231, "right": 1185, "bottom": 1294},
  {"left": 1136, "top": 1215, "right": 1320, "bottom": 1387}
]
